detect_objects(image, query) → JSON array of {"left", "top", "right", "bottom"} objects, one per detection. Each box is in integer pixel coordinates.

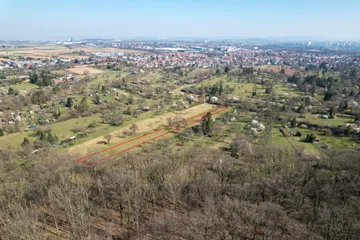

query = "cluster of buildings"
[
  {"left": 115, "top": 52, "right": 231, "bottom": 69},
  {"left": 0, "top": 58, "right": 74, "bottom": 71},
  {"left": 229, "top": 48, "right": 360, "bottom": 68},
  {"left": 1, "top": 39, "right": 360, "bottom": 80}
]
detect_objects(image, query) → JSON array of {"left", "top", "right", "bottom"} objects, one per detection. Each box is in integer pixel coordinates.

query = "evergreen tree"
[
  {"left": 291, "top": 117, "right": 297, "bottom": 128},
  {"left": 66, "top": 97, "right": 74, "bottom": 109},
  {"left": 224, "top": 65, "right": 230, "bottom": 73},
  {"left": 29, "top": 71, "right": 38, "bottom": 84},
  {"left": 210, "top": 84, "right": 218, "bottom": 96},
  {"left": 37, "top": 129, "right": 46, "bottom": 141},
  {"left": 36, "top": 70, "right": 52, "bottom": 87},
  {"left": 323, "top": 91, "right": 335, "bottom": 101},
  {"left": 93, "top": 94, "right": 100, "bottom": 105},
  {"left": 201, "top": 112, "right": 212, "bottom": 135},
  {"left": 218, "top": 80, "right": 223, "bottom": 95},
  {"left": 0, "top": 128, "right": 4, "bottom": 137},
  {"left": 305, "top": 133, "right": 316, "bottom": 143},
  {"left": 21, "top": 137, "right": 30, "bottom": 146},
  {"left": 46, "top": 132, "right": 58, "bottom": 145}
]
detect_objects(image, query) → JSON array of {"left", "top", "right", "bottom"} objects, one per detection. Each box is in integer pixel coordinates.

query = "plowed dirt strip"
[{"left": 77, "top": 106, "right": 228, "bottom": 166}]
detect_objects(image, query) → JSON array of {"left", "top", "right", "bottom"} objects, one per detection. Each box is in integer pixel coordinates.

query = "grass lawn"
[
  {"left": 297, "top": 113, "right": 354, "bottom": 126},
  {"left": 232, "top": 83, "right": 257, "bottom": 96},
  {"left": 271, "top": 124, "right": 320, "bottom": 154},
  {"left": 0, "top": 132, "right": 38, "bottom": 149},
  {"left": 173, "top": 75, "right": 302, "bottom": 99},
  {"left": 275, "top": 84, "right": 302, "bottom": 97},
  {"left": 0, "top": 114, "right": 102, "bottom": 149},
  {"left": 87, "top": 71, "right": 129, "bottom": 89},
  {"left": 271, "top": 123, "right": 358, "bottom": 154},
  {"left": 296, "top": 128, "right": 357, "bottom": 149},
  {"left": 11, "top": 83, "right": 38, "bottom": 91}
]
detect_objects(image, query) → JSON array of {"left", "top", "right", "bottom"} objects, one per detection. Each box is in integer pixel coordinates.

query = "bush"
[
  {"left": 107, "top": 112, "right": 124, "bottom": 126},
  {"left": 305, "top": 133, "right": 316, "bottom": 143},
  {"left": 87, "top": 120, "right": 99, "bottom": 129}
]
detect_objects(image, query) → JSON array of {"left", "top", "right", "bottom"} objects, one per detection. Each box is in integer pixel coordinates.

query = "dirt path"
[{"left": 69, "top": 104, "right": 215, "bottom": 155}]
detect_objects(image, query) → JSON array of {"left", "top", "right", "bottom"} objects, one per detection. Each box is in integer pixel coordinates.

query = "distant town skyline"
[{"left": 1, "top": 0, "right": 360, "bottom": 41}]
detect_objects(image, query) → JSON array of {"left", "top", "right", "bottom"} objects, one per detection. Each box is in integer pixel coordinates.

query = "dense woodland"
[{"left": 0, "top": 138, "right": 359, "bottom": 239}]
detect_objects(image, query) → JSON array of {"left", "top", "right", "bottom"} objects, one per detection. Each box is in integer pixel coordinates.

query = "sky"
[{"left": 1, "top": 0, "right": 360, "bottom": 40}]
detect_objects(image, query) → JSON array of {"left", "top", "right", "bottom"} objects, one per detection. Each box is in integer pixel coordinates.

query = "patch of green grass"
[
  {"left": 297, "top": 113, "right": 354, "bottom": 127},
  {"left": 0, "top": 132, "right": 37, "bottom": 149},
  {"left": 297, "top": 128, "right": 356, "bottom": 149},
  {"left": 51, "top": 114, "right": 102, "bottom": 139},
  {"left": 232, "top": 83, "right": 257, "bottom": 96},
  {"left": 87, "top": 70, "right": 130, "bottom": 89},
  {"left": 271, "top": 124, "right": 319, "bottom": 154},
  {"left": 275, "top": 84, "right": 302, "bottom": 97},
  {"left": 10, "top": 83, "right": 38, "bottom": 91},
  {"left": 271, "top": 123, "right": 358, "bottom": 153}
]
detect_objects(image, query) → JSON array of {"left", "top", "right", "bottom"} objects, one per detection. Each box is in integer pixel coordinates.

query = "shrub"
[{"left": 305, "top": 133, "right": 316, "bottom": 143}]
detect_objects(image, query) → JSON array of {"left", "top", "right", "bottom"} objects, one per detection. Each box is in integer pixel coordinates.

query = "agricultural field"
[
  {"left": 0, "top": 44, "right": 148, "bottom": 59},
  {"left": 67, "top": 66, "right": 104, "bottom": 75}
]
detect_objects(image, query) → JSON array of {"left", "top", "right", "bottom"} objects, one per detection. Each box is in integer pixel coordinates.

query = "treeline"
[
  {"left": 29, "top": 70, "right": 54, "bottom": 87},
  {"left": 0, "top": 140, "right": 359, "bottom": 239},
  {"left": 287, "top": 73, "right": 360, "bottom": 101}
]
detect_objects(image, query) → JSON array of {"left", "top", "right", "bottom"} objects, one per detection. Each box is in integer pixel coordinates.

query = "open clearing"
[
  {"left": 69, "top": 103, "right": 215, "bottom": 156},
  {"left": 10, "top": 82, "right": 38, "bottom": 91},
  {"left": 67, "top": 66, "right": 104, "bottom": 74},
  {"left": 296, "top": 113, "right": 354, "bottom": 126},
  {"left": 259, "top": 65, "right": 299, "bottom": 75}
]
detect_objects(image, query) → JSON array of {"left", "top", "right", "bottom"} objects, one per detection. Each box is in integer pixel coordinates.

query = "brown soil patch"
[{"left": 67, "top": 66, "right": 104, "bottom": 74}]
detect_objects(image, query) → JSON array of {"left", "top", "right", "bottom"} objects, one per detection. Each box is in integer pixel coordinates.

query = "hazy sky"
[{"left": 1, "top": 0, "right": 360, "bottom": 40}]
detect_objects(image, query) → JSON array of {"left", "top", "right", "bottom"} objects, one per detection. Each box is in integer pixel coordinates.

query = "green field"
[
  {"left": 271, "top": 124, "right": 320, "bottom": 154},
  {"left": 87, "top": 70, "right": 130, "bottom": 89},
  {"left": 10, "top": 83, "right": 38, "bottom": 91},
  {"left": 172, "top": 75, "right": 301, "bottom": 99},
  {"left": 297, "top": 113, "right": 354, "bottom": 126},
  {"left": 271, "top": 124, "right": 358, "bottom": 154}
]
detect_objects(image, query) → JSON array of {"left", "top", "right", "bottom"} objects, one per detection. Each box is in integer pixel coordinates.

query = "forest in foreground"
[{"left": 0, "top": 139, "right": 359, "bottom": 240}]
